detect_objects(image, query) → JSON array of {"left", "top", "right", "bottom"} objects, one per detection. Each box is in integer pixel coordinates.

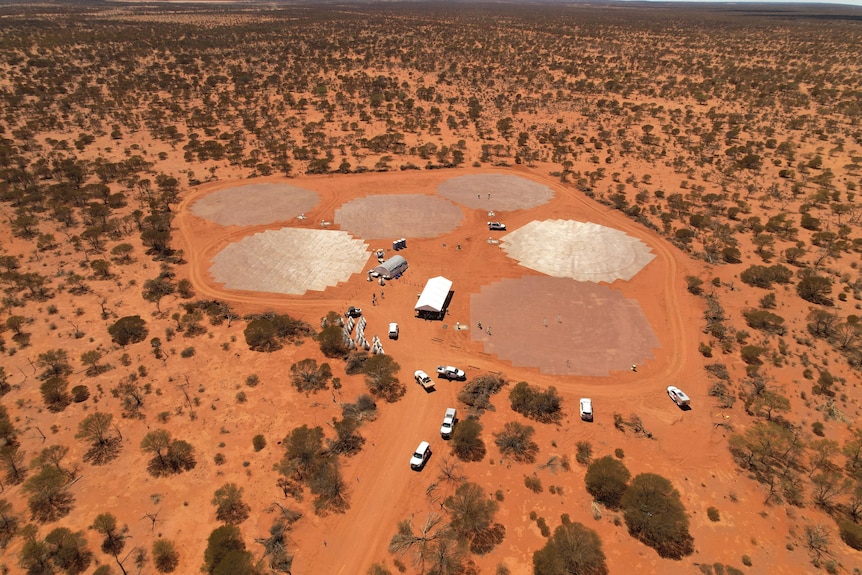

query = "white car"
[
  {"left": 410, "top": 441, "right": 431, "bottom": 470},
  {"left": 436, "top": 365, "right": 466, "bottom": 380},
  {"left": 579, "top": 398, "right": 593, "bottom": 421},
  {"left": 667, "top": 386, "right": 690, "bottom": 407},
  {"left": 440, "top": 408, "right": 457, "bottom": 439},
  {"left": 388, "top": 322, "right": 399, "bottom": 339},
  {"left": 487, "top": 221, "right": 506, "bottom": 230}
]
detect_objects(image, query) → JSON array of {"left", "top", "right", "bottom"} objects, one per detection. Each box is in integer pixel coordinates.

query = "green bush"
[
  {"left": 494, "top": 422, "right": 539, "bottom": 463},
  {"left": 524, "top": 475, "right": 543, "bottom": 493},
  {"left": 839, "top": 520, "right": 862, "bottom": 550},
  {"left": 620, "top": 473, "right": 694, "bottom": 559},
  {"left": 585, "top": 455, "right": 630, "bottom": 509},
  {"left": 533, "top": 521, "right": 607, "bottom": 575},
  {"left": 108, "top": 315, "right": 148, "bottom": 346},
  {"left": 508, "top": 381, "right": 562, "bottom": 423},
  {"left": 743, "top": 309, "right": 786, "bottom": 335},
  {"left": 252, "top": 435, "right": 266, "bottom": 452},
  {"left": 457, "top": 374, "right": 506, "bottom": 414},
  {"left": 707, "top": 507, "right": 720, "bottom": 522},
  {"left": 71, "top": 385, "right": 90, "bottom": 403},
  {"left": 576, "top": 441, "right": 592, "bottom": 466}
]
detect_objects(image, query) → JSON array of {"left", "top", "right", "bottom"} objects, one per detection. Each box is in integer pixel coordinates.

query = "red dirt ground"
[{"left": 174, "top": 166, "right": 726, "bottom": 575}]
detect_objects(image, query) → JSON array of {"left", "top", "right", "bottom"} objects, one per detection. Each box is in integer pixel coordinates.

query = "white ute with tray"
[{"left": 414, "top": 370, "right": 434, "bottom": 391}]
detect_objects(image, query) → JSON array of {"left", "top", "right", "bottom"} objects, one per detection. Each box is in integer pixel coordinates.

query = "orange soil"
[
  {"left": 4, "top": 170, "right": 853, "bottom": 575},
  {"left": 172, "top": 166, "right": 756, "bottom": 574}
]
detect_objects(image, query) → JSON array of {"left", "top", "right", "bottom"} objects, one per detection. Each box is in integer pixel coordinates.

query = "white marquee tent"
[{"left": 415, "top": 276, "right": 453, "bottom": 319}]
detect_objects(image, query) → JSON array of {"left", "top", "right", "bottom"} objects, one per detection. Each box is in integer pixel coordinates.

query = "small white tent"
[{"left": 415, "top": 276, "right": 452, "bottom": 319}]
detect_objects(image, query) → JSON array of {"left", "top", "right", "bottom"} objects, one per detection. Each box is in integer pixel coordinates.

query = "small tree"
[
  {"left": 533, "top": 520, "right": 608, "bottom": 575},
  {"left": 451, "top": 418, "right": 486, "bottom": 462},
  {"left": 0, "top": 498, "right": 19, "bottom": 550},
  {"left": 37, "top": 349, "right": 71, "bottom": 379},
  {"left": 444, "top": 482, "right": 504, "bottom": 554},
  {"left": 204, "top": 525, "right": 254, "bottom": 575},
  {"left": 839, "top": 520, "right": 862, "bottom": 551},
  {"left": 457, "top": 374, "right": 506, "bottom": 414},
  {"left": 45, "top": 526, "right": 92, "bottom": 574},
  {"left": 212, "top": 483, "right": 251, "bottom": 525},
  {"left": 244, "top": 318, "right": 280, "bottom": 352},
  {"left": 152, "top": 538, "right": 179, "bottom": 573},
  {"left": 620, "top": 473, "right": 694, "bottom": 559},
  {"left": 329, "top": 416, "right": 365, "bottom": 456},
  {"left": 585, "top": 456, "right": 631, "bottom": 509},
  {"left": 364, "top": 354, "right": 404, "bottom": 402},
  {"left": 40, "top": 377, "right": 71, "bottom": 412},
  {"left": 494, "top": 422, "right": 538, "bottom": 463},
  {"left": 93, "top": 512, "right": 129, "bottom": 573},
  {"left": 290, "top": 359, "right": 333, "bottom": 394},
  {"left": 108, "top": 316, "right": 148, "bottom": 346},
  {"left": 141, "top": 430, "right": 196, "bottom": 477},
  {"left": 81, "top": 350, "right": 105, "bottom": 375},
  {"left": 389, "top": 513, "right": 461, "bottom": 574},
  {"left": 318, "top": 324, "right": 349, "bottom": 358},
  {"left": 797, "top": 274, "right": 833, "bottom": 305},
  {"left": 23, "top": 465, "right": 75, "bottom": 523},
  {"left": 0, "top": 445, "right": 27, "bottom": 485},
  {"left": 76, "top": 412, "right": 121, "bottom": 465},
  {"left": 508, "top": 381, "right": 562, "bottom": 423}
]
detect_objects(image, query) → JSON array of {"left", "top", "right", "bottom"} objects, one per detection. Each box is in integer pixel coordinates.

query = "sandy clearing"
[
  {"left": 189, "top": 182, "right": 320, "bottom": 226},
  {"left": 173, "top": 165, "right": 711, "bottom": 574}
]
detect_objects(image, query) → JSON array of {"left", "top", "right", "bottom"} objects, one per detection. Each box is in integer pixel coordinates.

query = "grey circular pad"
[
  {"left": 335, "top": 194, "right": 463, "bottom": 239},
  {"left": 190, "top": 183, "right": 319, "bottom": 226},
  {"left": 437, "top": 174, "right": 554, "bottom": 210}
]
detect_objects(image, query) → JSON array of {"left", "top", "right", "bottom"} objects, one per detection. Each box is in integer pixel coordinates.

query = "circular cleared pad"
[
  {"left": 191, "top": 183, "right": 319, "bottom": 226},
  {"left": 334, "top": 194, "right": 463, "bottom": 239},
  {"left": 209, "top": 228, "right": 370, "bottom": 295},
  {"left": 501, "top": 220, "right": 655, "bottom": 283},
  {"left": 470, "top": 277, "right": 659, "bottom": 376},
  {"left": 437, "top": 174, "right": 554, "bottom": 211}
]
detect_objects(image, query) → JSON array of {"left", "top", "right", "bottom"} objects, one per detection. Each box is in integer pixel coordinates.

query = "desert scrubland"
[{"left": 1, "top": 2, "right": 862, "bottom": 575}]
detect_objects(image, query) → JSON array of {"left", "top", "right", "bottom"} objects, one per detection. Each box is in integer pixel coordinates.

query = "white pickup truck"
[
  {"left": 436, "top": 365, "right": 465, "bottom": 380},
  {"left": 414, "top": 370, "right": 434, "bottom": 390},
  {"left": 440, "top": 408, "right": 457, "bottom": 439}
]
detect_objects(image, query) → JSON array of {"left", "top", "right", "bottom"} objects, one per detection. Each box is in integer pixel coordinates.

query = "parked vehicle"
[
  {"left": 579, "top": 398, "right": 593, "bottom": 421},
  {"left": 436, "top": 365, "right": 466, "bottom": 380},
  {"left": 345, "top": 306, "right": 362, "bottom": 318},
  {"left": 388, "top": 322, "right": 399, "bottom": 339},
  {"left": 410, "top": 441, "right": 431, "bottom": 470},
  {"left": 487, "top": 221, "right": 506, "bottom": 230},
  {"left": 414, "top": 370, "right": 434, "bottom": 390},
  {"left": 440, "top": 408, "right": 457, "bottom": 439},
  {"left": 667, "top": 385, "right": 690, "bottom": 407}
]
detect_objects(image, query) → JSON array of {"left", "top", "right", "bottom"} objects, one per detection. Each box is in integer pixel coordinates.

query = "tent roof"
[
  {"left": 415, "top": 276, "right": 452, "bottom": 313},
  {"left": 374, "top": 255, "right": 407, "bottom": 274}
]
